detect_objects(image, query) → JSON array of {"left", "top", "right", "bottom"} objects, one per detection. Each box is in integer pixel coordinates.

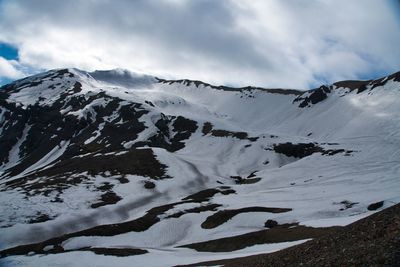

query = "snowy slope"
[{"left": 0, "top": 68, "right": 399, "bottom": 266}]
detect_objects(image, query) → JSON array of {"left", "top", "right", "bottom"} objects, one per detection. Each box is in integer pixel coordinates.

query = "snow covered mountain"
[{"left": 0, "top": 68, "right": 399, "bottom": 266}]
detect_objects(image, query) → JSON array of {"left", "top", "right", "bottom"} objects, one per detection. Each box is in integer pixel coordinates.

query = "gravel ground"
[{"left": 181, "top": 203, "right": 400, "bottom": 267}]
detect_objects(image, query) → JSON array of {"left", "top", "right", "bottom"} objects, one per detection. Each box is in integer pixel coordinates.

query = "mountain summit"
[{"left": 0, "top": 69, "right": 399, "bottom": 266}]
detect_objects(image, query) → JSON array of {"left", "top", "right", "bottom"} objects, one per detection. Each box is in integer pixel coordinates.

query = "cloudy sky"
[{"left": 0, "top": 0, "right": 399, "bottom": 89}]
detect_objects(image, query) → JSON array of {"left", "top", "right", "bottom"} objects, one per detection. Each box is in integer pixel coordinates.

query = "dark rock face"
[
  {"left": 201, "top": 122, "right": 257, "bottom": 141},
  {"left": 91, "top": 191, "right": 122, "bottom": 208},
  {"left": 85, "top": 247, "right": 148, "bottom": 257},
  {"left": 170, "top": 116, "right": 198, "bottom": 150},
  {"left": 333, "top": 80, "right": 370, "bottom": 93},
  {"left": 272, "top": 142, "right": 353, "bottom": 159},
  {"left": 133, "top": 115, "right": 198, "bottom": 152},
  {"left": 333, "top": 72, "right": 400, "bottom": 94},
  {"left": 211, "top": 129, "right": 248, "bottom": 139},
  {"left": 264, "top": 219, "right": 278, "bottom": 228},
  {"left": 144, "top": 181, "right": 156, "bottom": 189},
  {"left": 273, "top": 143, "right": 321, "bottom": 158},
  {"left": 294, "top": 85, "right": 331, "bottom": 108},
  {"left": 367, "top": 201, "right": 384, "bottom": 211},
  {"left": 388, "top": 71, "right": 400, "bottom": 82},
  {"left": 202, "top": 122, "right": 213, "bottom": 135}
]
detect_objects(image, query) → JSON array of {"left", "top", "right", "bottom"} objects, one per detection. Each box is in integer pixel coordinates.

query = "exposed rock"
[
  {"left": 294, "top": 85, "right": 331, "bottom": 108},
  {"left": 273, "top": 142, "right": 353, "bottom": 158},
  {"left": 201, "top": 207, "right": 292, "bottom": 229},
  {"left": 144, "top": 181, "right": 156, "bottom": 189},
  {"left": 90, "top": 191, "right": 122, "bottom": 208},
  {"left": 367, "top": 201, "right": 384, "bottom": 211},
  {"left": 264, "top": 219, "right": 278, "bottom": 228}
]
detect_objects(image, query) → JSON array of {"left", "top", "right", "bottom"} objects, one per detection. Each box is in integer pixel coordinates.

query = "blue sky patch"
[
  {"left": 0, "top": 42, "right": 18, "bottom": 60},
  {"left": 0, "top": 77, "right": 13, "bottom": 86}
]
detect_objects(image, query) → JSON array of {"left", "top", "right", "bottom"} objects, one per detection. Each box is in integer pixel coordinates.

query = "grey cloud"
[{"left": 0, "top": 0, "right": 399, "bottom": 88}]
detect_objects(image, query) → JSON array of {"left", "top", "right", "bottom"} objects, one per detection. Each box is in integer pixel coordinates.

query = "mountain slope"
[{"left": 0, "top": 68, "right": 400, "bottom": 266}]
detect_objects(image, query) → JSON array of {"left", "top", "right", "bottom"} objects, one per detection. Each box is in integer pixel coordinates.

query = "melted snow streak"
[{"left": 0, "top": 68, "right": 400, "bottom": 266}]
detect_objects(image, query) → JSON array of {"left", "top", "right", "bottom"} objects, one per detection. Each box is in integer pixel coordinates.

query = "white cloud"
[
  {"left": 0, "top": 0, "right": 399, "bottom": 88},
  {"left": 0, "top": 57, "right": 25, "bottom": 79}
]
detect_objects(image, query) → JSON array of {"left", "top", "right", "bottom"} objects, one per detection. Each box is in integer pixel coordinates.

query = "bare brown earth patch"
[
  {"left": 79, "top": 247, "right": 148, "bottom": 257},
  {"left": 201, "top": 122, "right": 258, "bottom": 141},
  {"left": 181, "top": 225, "right": 338, "bottom": 252},
  {"left": 182, "top": 188, "right": 235, "bottom": 202},
  {"left": 179, "top": 203, "right": 400, "bottom": 267},
  {"left": 201, "top": 207, "right": 292, "bottom": 229}
]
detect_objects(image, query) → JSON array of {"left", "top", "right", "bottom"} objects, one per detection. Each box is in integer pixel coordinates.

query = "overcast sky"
[{"left": 0, "top": 0, "right": 399, "bottom": 89}]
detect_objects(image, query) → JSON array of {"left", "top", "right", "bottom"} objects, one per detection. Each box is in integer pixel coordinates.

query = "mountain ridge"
[
  {"left": 0, "top": 68, "right": 399, "bottom": 266},
  {"left": 4, "top": 67, "right": 400, "bottom": 96}
]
